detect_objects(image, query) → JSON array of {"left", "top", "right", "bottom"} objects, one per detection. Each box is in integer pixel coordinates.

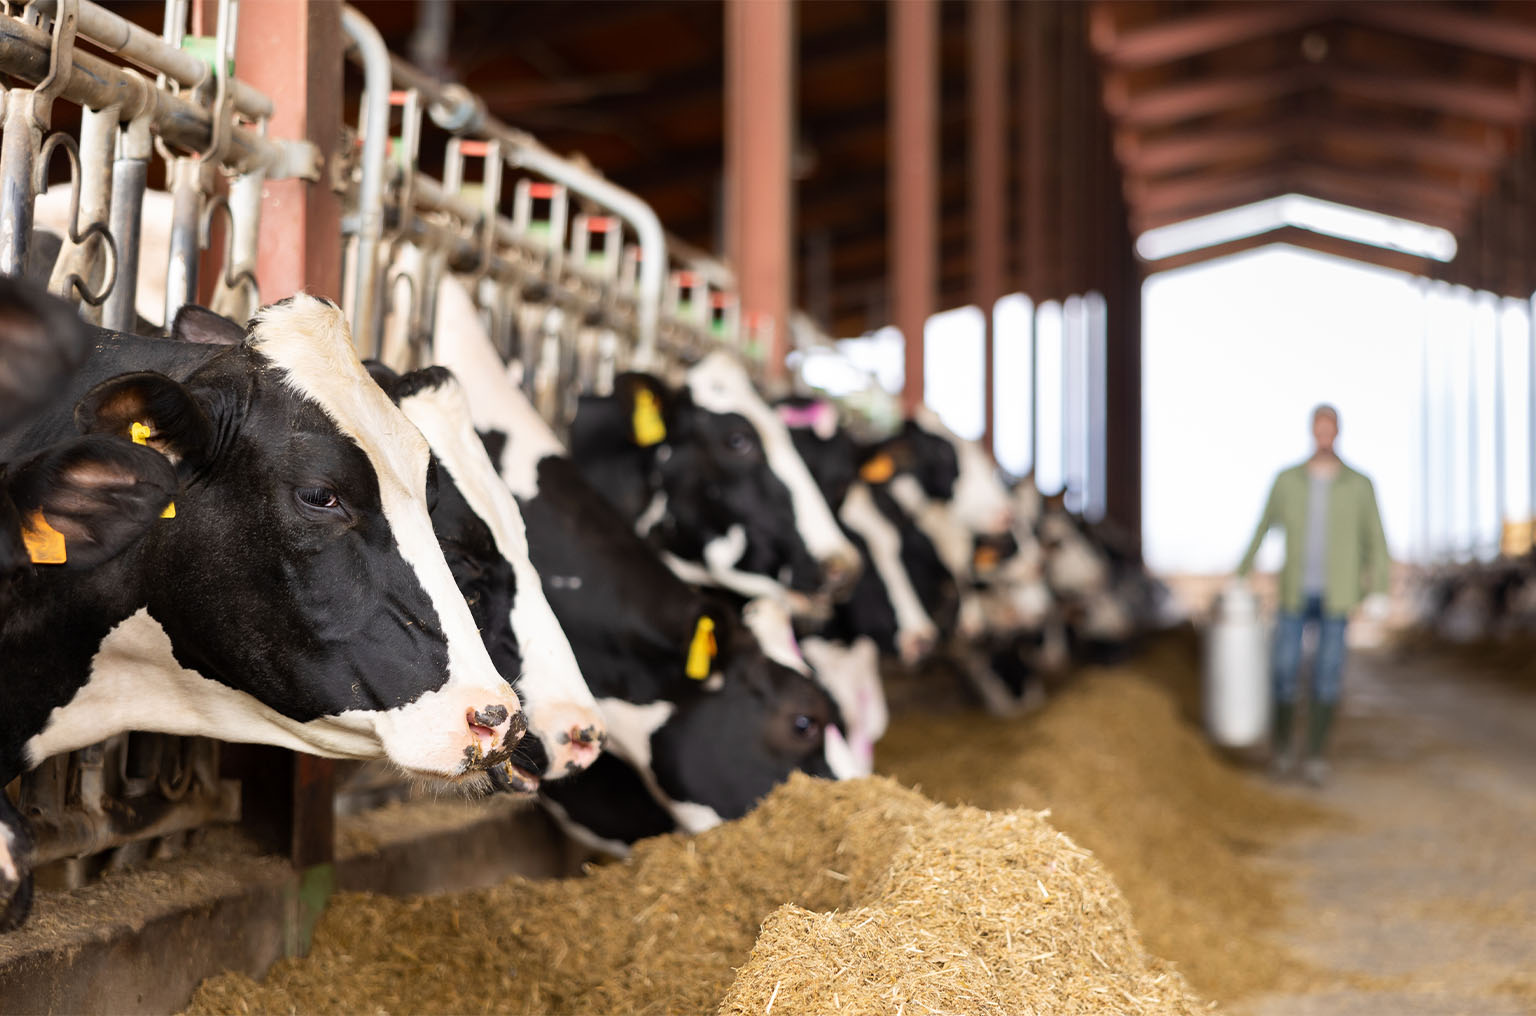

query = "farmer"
[{"left": 1237, "top": 404, "right": 1391, "bottom": 785}]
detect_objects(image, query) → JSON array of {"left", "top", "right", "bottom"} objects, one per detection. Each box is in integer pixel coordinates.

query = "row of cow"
[
  {"left": 0, "top": 223, "right": 1161, "bottom": 929},
  {"left": 1411, "top": 555, "right": 1536, "bottom": 645}
]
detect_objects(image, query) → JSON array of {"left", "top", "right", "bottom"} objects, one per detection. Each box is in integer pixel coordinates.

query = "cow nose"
[
  {"left": 820, "top": 550, "right": 862, "bottom": 599},
  {"left": 466, "top": 703, "right": 526, "bottom": 759},
  {"left": 898, "top": 628, "right": 936, "bottom": 665}
]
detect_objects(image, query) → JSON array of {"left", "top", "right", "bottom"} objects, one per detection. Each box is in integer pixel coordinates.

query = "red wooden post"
[
  {"left": 890, "top": 0, "right": 938, "bottom": 414},
  {"left": 229, "top": 0, "right": 342, "bottom": 879},
  {"left": 725, "top": 0, "right": 795, "bottom": 381},
  {"left": 970, "top": 0, "right": 1006, "bottom": 453}
]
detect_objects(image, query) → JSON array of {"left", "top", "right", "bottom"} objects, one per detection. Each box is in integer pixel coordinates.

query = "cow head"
[
  {"left": 0, "top": 275, "right": 92, "bottom": 434},
  {"left": 385, "top": 365, "right": 605, "bottom": 788},
  {"left": 569, "top": 358, "right": 860, "bottom": 606},
  {"left": 32, "top": 295, "right": 526, "bottom": 782}
]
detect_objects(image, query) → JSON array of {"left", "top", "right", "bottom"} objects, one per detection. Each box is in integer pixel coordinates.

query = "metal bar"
[
  {"left": 1494, "top": 298, "right": 1508, "bottom": 551},
  {"left": 725, "top": 0, "right": 793, "bottom": 381},
  {"left": 1467, "top": 292, "right": 1479, "bottom": 558},
  {"left": 53, "top": 101, "right": 114, "bottom": 323},
  {"left": 890, "top": 0, "right": 937, "bottom": 414},
  {"left": 34, "top": 0, "right": 273, "bottom": 119},
  {"left": 340, "top": 4, "right": 389, "bottom": 359},
  {"left": 1419, "top": 281, "right": 1432, "bottom": 561},
  {"left": 969, "top": 0, "right": 1004, "bottom": 454},
  {"left": 0, "top": 12, "right": 317, "bottom": 179},
  {"left": 30, "top": 782, "right": 240, "bottom": 866},
  {"left": 102, "top": 114, "right": 149, "bottom": 331},
  {"left": 348, "top": 8, "right": 666, "bottom": 367},
  {"left": 0, "top": 94, "right": 41, "bottom": 277},
  {"left": 163, "top": 157, "right": 201, "bottom": 325}
]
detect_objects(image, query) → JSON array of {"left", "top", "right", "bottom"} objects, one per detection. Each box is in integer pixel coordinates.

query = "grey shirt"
[{"left": 1302, "top": 472, "right": 1333, "bottom": 595}]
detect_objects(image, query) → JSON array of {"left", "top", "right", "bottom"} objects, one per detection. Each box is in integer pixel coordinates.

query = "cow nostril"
[{"left": 472, "top": 704, "right": 509, "bottom": 729}]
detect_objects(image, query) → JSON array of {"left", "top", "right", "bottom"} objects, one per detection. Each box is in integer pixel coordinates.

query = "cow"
[
  {"left": 423, "top": 271, "right": 860, "bottom": 847},
  {"left": 373, "top": 362, "right": 606, "bottom": 785},
  {"left": 0, "top": 276, "right": 182, "bottom": 931},
  {"left": 0, "top": 294, "right": 524, "bottom": 930},
  {"left": 566, "top": 354, "right": 861, "bottom": 612}
]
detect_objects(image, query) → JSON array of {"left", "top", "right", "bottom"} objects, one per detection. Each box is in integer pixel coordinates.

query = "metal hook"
[
  {"left": 35, "top": 132, "right": 118, "bottom": 307},
  {"left": 197, "top": 193, "right": 258, "bottom": 301}
]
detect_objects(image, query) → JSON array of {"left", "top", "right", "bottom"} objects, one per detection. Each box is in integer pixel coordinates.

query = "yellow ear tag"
[
  {"left": 859, "top": 453, "right": 895, "bottom": 484},
  {"left": 974, "top": 545, "right": 1000, "bottom": 571},
  {"left": 632, "top": 388, "right": 667, "bottom": 447},
  {"left": 22, "top": 510, "right": 66, "bottom": 565},
  {"left": 685, "top": 616, "right": 717, "bottom": 680},
  {"left": 131, "top": 421, "right": 177, "bottom": 519}
]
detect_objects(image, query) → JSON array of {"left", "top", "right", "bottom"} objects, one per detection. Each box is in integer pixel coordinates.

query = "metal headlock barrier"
[{"left": 2, "top": 0, "right": 866, "bottom": 884}]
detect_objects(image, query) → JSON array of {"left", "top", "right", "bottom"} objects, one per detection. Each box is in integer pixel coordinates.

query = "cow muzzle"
[{"left": 818, "top": 549, "right": 863, "bottom": 600}]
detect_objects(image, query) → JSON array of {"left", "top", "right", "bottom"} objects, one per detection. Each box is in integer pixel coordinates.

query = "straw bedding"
[{"left": 188, "top": 637, "right": 1320, "bottom": 1014}]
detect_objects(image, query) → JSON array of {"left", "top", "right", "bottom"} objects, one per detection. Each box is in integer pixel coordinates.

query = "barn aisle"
[{"left": 1236, "top": 650, "right": 1536, "bottom": 1016}]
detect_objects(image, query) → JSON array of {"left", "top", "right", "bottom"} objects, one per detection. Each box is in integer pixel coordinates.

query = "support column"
[
  {"left": 890, "top": 0, "right": 938, "bottom": 414},
  {"left": 970, "top": 0, "right": 1006, "bottom": 454},
  {"left": 725, "top": 0, "right": 794, "bottom": 381},
  {"left": 229, "top": 0, "right": 341, "bottom": 921},
  {"left": 237, "top": 0, "right": 343, "bottom": 309}
]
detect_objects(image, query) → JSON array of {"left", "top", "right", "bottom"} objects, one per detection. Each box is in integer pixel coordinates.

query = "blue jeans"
[{"left": 1272, "top": 594, "right": 1348, "bottom": 706}]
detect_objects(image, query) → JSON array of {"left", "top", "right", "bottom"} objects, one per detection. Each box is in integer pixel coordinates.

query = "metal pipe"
[
  {"left": 340, "top": 4, "right": 389, "bottom": 358},
  {"left": 33, "top": 0, "right": 272, "bottom": 119},
  {"left": 343, "top": 8, "right": 666, "bottom": 364},
  {"left": 163, "top": 158, "right": 201, "bottom": 325},
  {"left": 30, "top": 780, "right": 240, "bottom": 866},
  {"left": 1494, "top": 297, "right": 1507, "bottom": 554},
  {"left": 0, "top": 13, "right": 317, "bottom": 179},
  {"left": 0, "top": 94, "right": 41, "bottom": 277},
  {"left": 102, "top": 112, "right": 148, "bottom": 332},
  {"left": 52, "top": 101, "right": 115, "bottom": 322}
]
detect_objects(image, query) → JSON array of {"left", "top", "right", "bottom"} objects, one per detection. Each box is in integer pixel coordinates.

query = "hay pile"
[
  {"left": 188, "top": 775, "right": 1203, "bottom": 1015},
  {"left": 877, "top": 637, "right": 1330, "bottom": 1001}
]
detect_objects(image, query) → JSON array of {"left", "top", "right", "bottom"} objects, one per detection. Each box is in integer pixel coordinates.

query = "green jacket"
[{"left": 1237, "top": 461, "right": 1391, "bottom": 616}]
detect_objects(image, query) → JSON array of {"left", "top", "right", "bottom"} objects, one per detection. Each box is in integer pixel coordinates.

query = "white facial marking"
[
  {"left": 822, "top": 724, "right": 863, "bottom": 781},
  {"left": 593, "top": 696, "right": 724, "bottom": 834},
  {"left": 248, "top": 297, "right": 518, "bottom": 748},
  {"left": 741, "top": 597, "right": 809, "bottom": 675},
  {"left": 664, "top": 528, "right": 792, "bottom": 603},
  {"left": 0, "top": 822, "right": 18, "bottom": 885},
  {"left": 801, "top": 635, "right": 886, "bottom": 769},
  {"left": 889, "top": 474, "right": 975, "bottom": 581},
  {"left": 837, "top": 482, "right": 938, "bottom": 649},
  {"left": 1046, "top": 527, "right": 1110, "bottom": 597},
  {"left": 423, "top": 269, "right": 567, "bottom": 499},
  {"left": 635, "top": 490, "right": 669, "bottom": 537},
  {"left": 686, "top": 352, "right": 857, "bottom": 567},
  {"left": 26, "top": 610, "right": 496, "bottom": 777},
  {"left": 398, "top": 373, "right": 601, "bottom": 776}
]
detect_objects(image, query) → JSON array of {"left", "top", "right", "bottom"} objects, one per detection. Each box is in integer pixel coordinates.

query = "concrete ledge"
[{"left": 0, "top": 797, "right": 572, "bottom": 1014}]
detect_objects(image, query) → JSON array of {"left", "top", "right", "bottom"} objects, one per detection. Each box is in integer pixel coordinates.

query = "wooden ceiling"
[{"left": 1093, "top": 0, "right": 1536, "bottom": 291}]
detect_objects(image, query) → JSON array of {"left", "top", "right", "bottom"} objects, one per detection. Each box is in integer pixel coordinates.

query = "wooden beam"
[
  {"left": 891, "top": 0, "right": 938, "bottom": 413},
  {"left": 1291, "top": 164, "right": 1470, "bottom": 224},
  {"left": 1104, "top": 65, "right": 1312, "bottom": 128},
  {"left": 1326, "top": 65, "right": 1532, "bottom": 125},
  {"left": 1091, "top": 1, "right": 1333, "bottom": 71},
  {"left": 970, "top": 0, "right": 1007, "bottom": 452},
  {"left": 1118, "top": 121, "right": 1291, "bottom": 176},
  {"left": 1347, "top": 4, "right": 1536, "bottom": 66}
]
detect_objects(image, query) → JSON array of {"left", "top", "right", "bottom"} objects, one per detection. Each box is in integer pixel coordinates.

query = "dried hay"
[
  {"left": 720, "top": 799, "right": 1201, "bottom": 1016},
  {"left": 876, "top": 636, "right": 1332, "bottom": 1002},
  {"left": 187, "top": 775, "right": 1205, "bottom": 1015}
]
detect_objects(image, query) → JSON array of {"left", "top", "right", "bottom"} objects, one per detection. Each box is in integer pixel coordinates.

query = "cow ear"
[
  {"left": 3, "top": 436, "right": 178, "bottom": 569},
  {"left": 0, "top": 273, "right": 92, "bottom": 434},
  {"left": 363, "top": 359, "right": 401, "bottom": 397},
  {"left": 170, "top": 304, "right": 246, "bottom": 346},
  {"left": 74, "top": 371, "right": 215, "bottom": 468}
]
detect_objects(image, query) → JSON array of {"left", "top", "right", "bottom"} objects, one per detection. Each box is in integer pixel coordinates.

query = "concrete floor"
[{"left": 1234, "top": 649, "right": 1536, "bottom": 1016}]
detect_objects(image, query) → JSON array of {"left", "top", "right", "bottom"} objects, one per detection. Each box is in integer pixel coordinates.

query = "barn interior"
[{"left": 2, "top": 2, "right": 1534, "bottom": 1014}]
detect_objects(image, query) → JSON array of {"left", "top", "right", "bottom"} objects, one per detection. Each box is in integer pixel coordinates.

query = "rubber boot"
[
  {"left": 1306, "top": 699, "right": 1338, "bottom": 764},
  {"left": 1268, "top": 701, "right": 1297, "bottom": 779}
]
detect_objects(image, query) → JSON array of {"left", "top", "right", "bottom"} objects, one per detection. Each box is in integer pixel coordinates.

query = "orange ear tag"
[
  {"left": 131, "top": 421, "right": 177, "bottom": 519},
  {"left": 859, "top": 453, "right": 895, "bottom": 484},
  {"left": 632, "top": 388, "right": 667, "bottom": 447},
  {"left": 686, "top": 616, "right": 717, "bottom": 680},
  {"left": 22, "top": 510, "right": 66, "bottom": 565}
]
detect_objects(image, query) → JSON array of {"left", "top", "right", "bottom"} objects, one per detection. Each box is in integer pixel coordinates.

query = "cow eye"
[
  {"left": 295, "top": 487, "right": 346, "bottom": 516},
  {"left": 727, "top": 430, "right": 755, "bottom": 455},
  {"left": 790, "top": 713, "right": 821, "bottom": 740}
]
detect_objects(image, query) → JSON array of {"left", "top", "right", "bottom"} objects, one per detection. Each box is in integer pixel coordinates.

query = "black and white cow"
[
  {"left": 0, "top": 295, "right": 525, "bottom": 929},
  {"left": 425, "top": 276, "right": 859, "bottom": 847},
  {"left": 376, "top": 364, "right": 606, "bottom": 786},
  {"left": 567, "top": 353, "right": 861, "bottom": 611}
]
